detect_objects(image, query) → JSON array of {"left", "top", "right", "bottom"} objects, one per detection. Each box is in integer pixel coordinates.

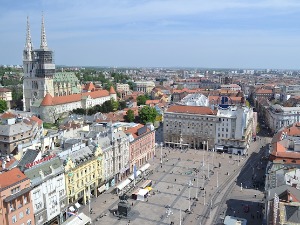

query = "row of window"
[{"left": 12, "top": 208, "right": 31, "bottom": 224}]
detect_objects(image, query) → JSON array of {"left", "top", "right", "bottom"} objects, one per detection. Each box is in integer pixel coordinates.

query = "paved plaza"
[{"left": 79, "top": 136, "right": 270, "bottom": 225}]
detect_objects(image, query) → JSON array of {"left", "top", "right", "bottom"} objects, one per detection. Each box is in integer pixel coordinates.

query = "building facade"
[
  {"left": 0, "top": 168, "right": 35, "bottom": 225},
  {"left": 125, "top": 123, "right": 155, "bottom": 172},
  {"left": 0, "top": 88, "right": 12, "bottom": 109},
  {"left": 215, "top": 106, "right": 253, "bottom": 155},
  {"left": 0, "top": 112, "right": 43, "bottom": 156},
  {"left": 163, "top": 105, "right": 254, "bottom": 154},
  {"left": 265, "top": 104, "right": 300, "bottom": 133},
  {"left": 22, "top": 16, "right": 115, "bottom": 121},
  {"left": 23, "top": 156, "right": 67, "bottom": 225},
  {"left": 60, "top": 140, "right": 103, "bottom": 206},
  {"left": 23, "top": 16, "right": 55, "bottom": 112},
  {"left": 133, "top": 81, "right": 155, "bottom": 94},
  {"left": 163, "top": 105, "right": 218, "bottom": 150}
]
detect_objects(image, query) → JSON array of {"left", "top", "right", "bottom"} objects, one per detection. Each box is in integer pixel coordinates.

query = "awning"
[
  {"left": 139, "top": 163, "right": 151, "bottom": 172},
  {"left": 69, "top": 206, "right": 75, "bottom": 212},
  {"left": 61, "top": 212, "right": 91, "bottom": 225},
  {"left": 115, "top": 179, "right": 131, "bottom": 191},
  {"left": 75, "top": 202, "right": 81, "bottom": 209},
  {"left": 128, "top": 170, "right": 142, "bottom": 181},
  {"left": 98, "top": 185, "right": 106, "bottom": 193}
]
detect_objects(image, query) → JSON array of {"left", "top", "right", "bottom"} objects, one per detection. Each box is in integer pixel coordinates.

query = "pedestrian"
[
  {"left": 175, "top": 178, "right": 176, "bottom": 182},
  {"left": 131, "top": 202, "right": 133, "bottom": 206},
  {"left": 254, "top": 194, "right": 257, "bottom": 198}
]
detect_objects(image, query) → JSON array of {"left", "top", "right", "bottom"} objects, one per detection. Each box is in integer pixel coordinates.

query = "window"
[
  {"left": 19, "top": 211, "right": 24, "bottom": 219},
  {"left": 24, "top": 196, "right": 28, "bottom": 204},
  {"left": 26, "top": 208, "right": 30, "bottom": 215},
  {"left": 27, "top": 220, "right": 32, "bottom": 225},
  {"left": 12, "top": 215, "right": 17, "bottom": 224}
]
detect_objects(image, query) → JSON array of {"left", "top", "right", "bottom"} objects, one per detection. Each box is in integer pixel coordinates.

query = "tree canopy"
[
  {"left": 137, "top": 94, "right": 150, "bottom": 106},
  {"left": 125, "top": 109, "right": 135, "bottom": 122},
  {"left": 0, "top": 100, "right": 7, "bottom": 113},
  {"left": 138, "top": 106, "right": 157, "bottom": 124}
]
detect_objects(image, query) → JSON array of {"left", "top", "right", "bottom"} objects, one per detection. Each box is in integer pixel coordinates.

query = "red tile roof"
[
  {"left": 40, "top": 90, "right": 110, "bottom": 106},
  {"left": 109, "top": 86, "right": 116, "bottom": 94},
  {"left": 30, "top": 115, "right": 43, "bottom": 126},
  {"left": 0, "top": 168, "right": 28, "bottom": 190},
  {"left": 256, "top": 89, "right": 273, "bottom": 94},
  {"left": 0, "top": 111, "right": 15, "bottom": 119},
  {"left": 145, "top": 100, "right": 160, "bottom": 105},
  {"left": 0, "top": 157, "right": 16, "bottom": 172},
  {"left": 41, "top": 93, "right": 53, "bottom": 106},
  {"left": 0, "top": 87, "right": 11, "bottom": 92},
  {"left": 125, "top": 124, "right": 150, "bottom": 138},
  {"left": 83, "top": 82, "right": 96, "bottom": 91},
  {"left": 167, "top": 105, "right": 217, "bottom": 115}
]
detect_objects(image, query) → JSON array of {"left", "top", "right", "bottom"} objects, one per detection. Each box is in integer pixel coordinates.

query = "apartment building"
[
  {"left": 21, "top": 156, "right": 67, "bottom": 225},
  {"left": 125, "top": 123, "right": 155, "bottom": 172},
  {"left": 0, "top": 168, "right": 35, "bottom": 225},
  {"left": 0, "top": 112, "right": 43, "bottom": 156},
  {"left": 59, "top": 139, "right": 103, "bottom": 206}
]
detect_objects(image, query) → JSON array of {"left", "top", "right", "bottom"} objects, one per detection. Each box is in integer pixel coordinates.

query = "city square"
[{"left": 79, "top": 136, "right": 270, "bottom": 225}]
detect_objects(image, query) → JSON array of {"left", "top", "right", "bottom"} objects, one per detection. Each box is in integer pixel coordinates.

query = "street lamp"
[
  {"left": 179, "top": 208, "right": 182, "bottom": 225},
  {"left": 160, "top": 142, "right": 163, "bottom": 165},
  {"left": 188, "top": 180, "right": 193, "bottom": 212},
  {"left": 166, "top": 207, "right": 173, "bottom": 224},
  {"left": 195, "top": 171, "right": 199, "bottom": 200},
  {"left": 217, "top": 171, "right": 219, "bottom": 188},
  {"left": 202, "top": 141, "right": 206, "bottom": 167}
]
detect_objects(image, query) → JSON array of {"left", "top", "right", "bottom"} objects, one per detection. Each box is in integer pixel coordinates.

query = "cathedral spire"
[
  {"left": 40, "top": 13, "right": 48, "bottom": 49},
  {"left": 25, "top": 16, "right": 33, "bottom": 50}
]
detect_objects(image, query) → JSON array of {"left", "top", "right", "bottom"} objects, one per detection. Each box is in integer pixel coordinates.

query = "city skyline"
[{"left": 1, "top": 0, "right": 300, "bottom": 69}]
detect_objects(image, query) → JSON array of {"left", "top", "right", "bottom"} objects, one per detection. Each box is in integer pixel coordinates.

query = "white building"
[
  {"left": 215, "top": 106, "right": 253, "bottom": 155},
  {"left": 220, "top": 84, "right": 242, "bottom": 92},
  {"left": 22, "top": 156, "right": 67, "bottom": 225},
  {"left": 116, "top": 83, "right": 130, "bottom": 92},
  {"left": 133, "top": 81, "right": 155, "bottom": 94},
  {"left": 281, "top": 85, "right": 300, "bottom": 101},
  {"left": 265, "top": 104, "right": 300, "bottom": 133},
  {"left": 91, "top": 124, "right": 130, "bottom": 187},
  {"left": 178, "top": 93, "right": 209, "bottom": 107},
  {"left": 163, "top": 105, "right": 254, "bottom": 155}
]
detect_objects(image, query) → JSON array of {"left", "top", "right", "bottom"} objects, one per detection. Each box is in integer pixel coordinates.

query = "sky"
[{"left": 1, "top": 0, "right": 300, "bottom": 69}]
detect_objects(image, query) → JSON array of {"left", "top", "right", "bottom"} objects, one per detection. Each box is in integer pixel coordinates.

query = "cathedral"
[{"left": 23, "top": 16, "right": 117, "bottom": 122}]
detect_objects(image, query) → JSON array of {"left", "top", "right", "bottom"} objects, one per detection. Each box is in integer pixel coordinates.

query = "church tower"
[
  {"left": 23, "top": 16, "right": 34, "bottom": 111},
  {"left": 23, "top": 15, "right": 55, "bottom": 112}
]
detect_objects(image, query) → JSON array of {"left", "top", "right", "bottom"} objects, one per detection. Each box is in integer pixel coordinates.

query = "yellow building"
[{"left": 63, "top": 141, "right": 103, "bottom": 205}]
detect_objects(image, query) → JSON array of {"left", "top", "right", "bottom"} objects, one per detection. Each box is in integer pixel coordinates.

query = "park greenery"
[{"left": 72, "top": 99, "right": 127, "bottom": 116}]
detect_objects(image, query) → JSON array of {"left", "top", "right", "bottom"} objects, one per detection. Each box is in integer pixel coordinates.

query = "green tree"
[
  {"left": 127, "top": 81, "right": 134, "bottom": 90},
  {"left": 119, "top": 101, "right": 127, "bottom": 110},
  {"left": 138, "top": 106, "right": 157, "bottom": 124},
  {"left": 125, "top": 109, "right": 135, "bottom": 122},
  {"left": 111, "top": 98, "right": 119, "bottom": 112},
  {"left": 0, "top": 100, "right": 8, "bottom": 113},
  {"left": 137, "top": 94, "right": 150, "bottom": 106}
]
